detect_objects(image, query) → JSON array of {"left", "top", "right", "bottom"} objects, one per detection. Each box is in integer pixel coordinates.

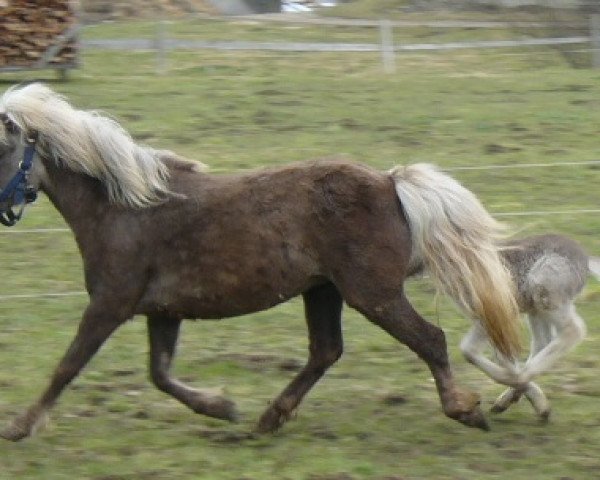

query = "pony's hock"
[{"left": 0, "top": 83, "right": 521, "bottom": 440}]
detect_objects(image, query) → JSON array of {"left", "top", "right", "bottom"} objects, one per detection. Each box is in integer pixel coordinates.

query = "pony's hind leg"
[
  {"left": 360, "top": 292, "right": 489, "bottom": 430},
  {"left": 460, "top": 324, "right": 520, "bottom": 386},
  {"left": 147, "top": 314, "right": 237, "bottom": 422},
  {"left": 256, "top": 282, "right": 343, "bottom": 433},
  {"left": 517, "top": 305, "right": 586, "bottom": 384}
]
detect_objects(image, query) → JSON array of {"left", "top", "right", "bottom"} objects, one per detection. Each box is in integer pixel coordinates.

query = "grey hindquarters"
[
  {"left": 501, "top": 234, "right": 589, "bottom": 313},
  {"left": 590, "top": 256, "right": 600, "bottom": 280}
]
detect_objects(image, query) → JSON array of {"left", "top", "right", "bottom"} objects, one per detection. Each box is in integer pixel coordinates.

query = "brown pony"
[{"left": 0, "top": 83, "right": 520, "bottom": 441}]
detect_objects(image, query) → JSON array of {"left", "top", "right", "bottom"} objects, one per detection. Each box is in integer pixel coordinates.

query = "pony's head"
[
  {"left": 0, "top": 106, "right": 47, "bottom": 225},
  {"left": 0, "top": 83, "right": 174, "bottom": 209}
]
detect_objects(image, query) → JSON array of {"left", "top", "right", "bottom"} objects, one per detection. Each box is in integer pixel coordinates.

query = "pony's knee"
[{"left": 460, "top": 344, "right": 477, "bottom": 365}]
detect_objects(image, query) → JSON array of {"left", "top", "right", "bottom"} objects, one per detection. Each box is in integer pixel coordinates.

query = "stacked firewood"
[{"left": 0, "top": 0, "right": 78, "bottom": 68}]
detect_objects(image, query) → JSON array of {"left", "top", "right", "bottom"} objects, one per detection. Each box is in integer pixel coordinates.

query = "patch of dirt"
[
  {"left": 381, "top": 393, "right": 408, "bottom": 406},
  {"left": 195, "top": 427, "right": 256, "bottom": 443},
  {"left": 110, "top": 368, "right": 139, "bottom": 377},
  {"left": 484, "top": 143, "right": 522, "bottom": 154},
  {"left": 131, "top": 410, "right": 151, "bottom": 419},
  {"left": 307, "top": 474, "right": 354, "bottom": 480},
  {"left": 310, "top": 425, "right": 339, "bottom": 440},
  {"left": 196, "top": 353, "right": 303, "bottom": 372},
  {"left": 468, "top": 462, "right": 502, "bottom": 474}
]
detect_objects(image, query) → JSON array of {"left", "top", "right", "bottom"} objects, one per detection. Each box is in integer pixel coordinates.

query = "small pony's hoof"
[
  {"left": 538, "top": 409, "right": 551, "bottom": 424},
  {"left": 491, "top": 387, "right": 522, "bottom": 414}
]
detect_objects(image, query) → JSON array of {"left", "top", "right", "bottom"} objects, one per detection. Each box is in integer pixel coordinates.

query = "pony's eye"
[{"left": 0, "top": 116, "right": 18, "bottom": 135}]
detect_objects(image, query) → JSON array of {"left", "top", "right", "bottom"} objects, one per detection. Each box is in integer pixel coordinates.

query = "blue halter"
[{"left": 0, "top": 134, "right": 39, "bottom": 227}]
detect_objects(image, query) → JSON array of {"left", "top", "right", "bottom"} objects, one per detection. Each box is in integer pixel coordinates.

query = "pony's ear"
[{"left": 0, "top": 113, "right": 19, "bottom": 135}]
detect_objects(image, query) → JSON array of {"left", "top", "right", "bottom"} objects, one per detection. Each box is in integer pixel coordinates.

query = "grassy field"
[{"left": 1, "top": 15, "right": 600, "bottom": 480}]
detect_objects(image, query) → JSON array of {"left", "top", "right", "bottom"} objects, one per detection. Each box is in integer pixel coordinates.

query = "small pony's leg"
[
  {"left": 492, "top": 382, "right": 549, "bottom": 418},
  {"left": 0, "top": 301, "right": 126, "bottom": 442},
  {"left": 492, "top": 313, "right": 552, "bottom": 417},
  {"left": 363, "top": 293, "right": 488, "bottom": 430},
  {"left": 147, "top": 314, "right": 237, "bottom": 422},
  {"left": 460, "top": 324, "right": 520, "bottom": 387},
  {"left": 517, "top": 305, "right": 586, "bottom": 386},
  {"left": 256, "top": 282, "right": 343, "bottom": 433}
]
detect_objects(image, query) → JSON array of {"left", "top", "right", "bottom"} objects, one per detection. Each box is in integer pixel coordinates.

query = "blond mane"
[{"left": 0, "top": 83, "right": 192, "bottom": 208}]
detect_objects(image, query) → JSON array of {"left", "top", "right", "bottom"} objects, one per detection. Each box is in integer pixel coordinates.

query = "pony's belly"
[{"left": 137, "top": 275, "right": 324, "bottom": 319}]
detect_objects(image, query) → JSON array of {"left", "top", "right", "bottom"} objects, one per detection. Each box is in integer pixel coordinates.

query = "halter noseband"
[{"left": 0, "top": 117, "right": 39, "bottom": 227}]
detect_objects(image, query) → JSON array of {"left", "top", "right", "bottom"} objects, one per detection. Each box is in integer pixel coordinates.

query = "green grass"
[{"left": 1, "top": 15, "right": 600, "bottom": 480}]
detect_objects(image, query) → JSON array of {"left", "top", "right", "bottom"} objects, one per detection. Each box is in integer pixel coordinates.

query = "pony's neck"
[{"left": 41, "top": 157, "right": 112, "bottom": 233}]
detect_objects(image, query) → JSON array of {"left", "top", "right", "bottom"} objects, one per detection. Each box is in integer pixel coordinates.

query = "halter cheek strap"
[{"left": 0, "top": 134, "right": 39, "bottom": 227}]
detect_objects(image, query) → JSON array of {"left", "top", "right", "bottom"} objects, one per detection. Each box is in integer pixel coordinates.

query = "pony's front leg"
[
  {"left": 0, "top": 301, "right": 126, "bottom": 442},
  {"left": 147, "top": 314, "right": 237, "bottom": 421},
  {"left": 257, "top": 283, "right": 343, "bottom": 433},
  {"left": 491, "top": 313, "right": 553, "bottom": 418}
]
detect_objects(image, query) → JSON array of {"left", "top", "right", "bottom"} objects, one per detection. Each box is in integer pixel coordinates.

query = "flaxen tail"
[
  {"left": 390, "top": 163, "right": 521, "bottom": 359},
  {"left": 590, "top": 257, "right": 600, "bottom": 281}
]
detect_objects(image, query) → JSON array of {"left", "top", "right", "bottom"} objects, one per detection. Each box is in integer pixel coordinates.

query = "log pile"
[{"left": 0, "top": 0, "right": 78, "bottom": 69}]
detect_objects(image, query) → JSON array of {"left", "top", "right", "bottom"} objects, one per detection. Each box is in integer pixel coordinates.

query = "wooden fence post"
[
  {"left": 379, "top": 19, "right": 395, "bottom": 74},
  {"left": 592, "top": 14, "right": 600, "bottom": 69}
]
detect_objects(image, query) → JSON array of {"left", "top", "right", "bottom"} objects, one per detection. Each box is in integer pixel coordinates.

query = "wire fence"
[{"left": 0, "top": 159, "right": 596, "bottom": 238}]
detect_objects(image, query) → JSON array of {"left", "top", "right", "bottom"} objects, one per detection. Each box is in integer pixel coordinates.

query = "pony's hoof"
[
  {"left": 0, "top": 409, "right": 47, "bottom": 442},
  {"left": 0, "top": 418, "right": 34, "bottom": 442},
  {"left": 214, "top": 398, "right": 239, "bottom": 423},
  {"left": 456, "top": 408, "right": 490, "bottom": 431},
  {"left": 255, "top": 406, "right": 291, "bottom": 434},
  {"left": 195, "top": 397, "right": 238, "bottom": 423},
  {"left": 444, "top": 388, "right": 488, "bottom": 430},
  {"left": 0, "top": 423, "right": 30, "bottom": 442}
]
